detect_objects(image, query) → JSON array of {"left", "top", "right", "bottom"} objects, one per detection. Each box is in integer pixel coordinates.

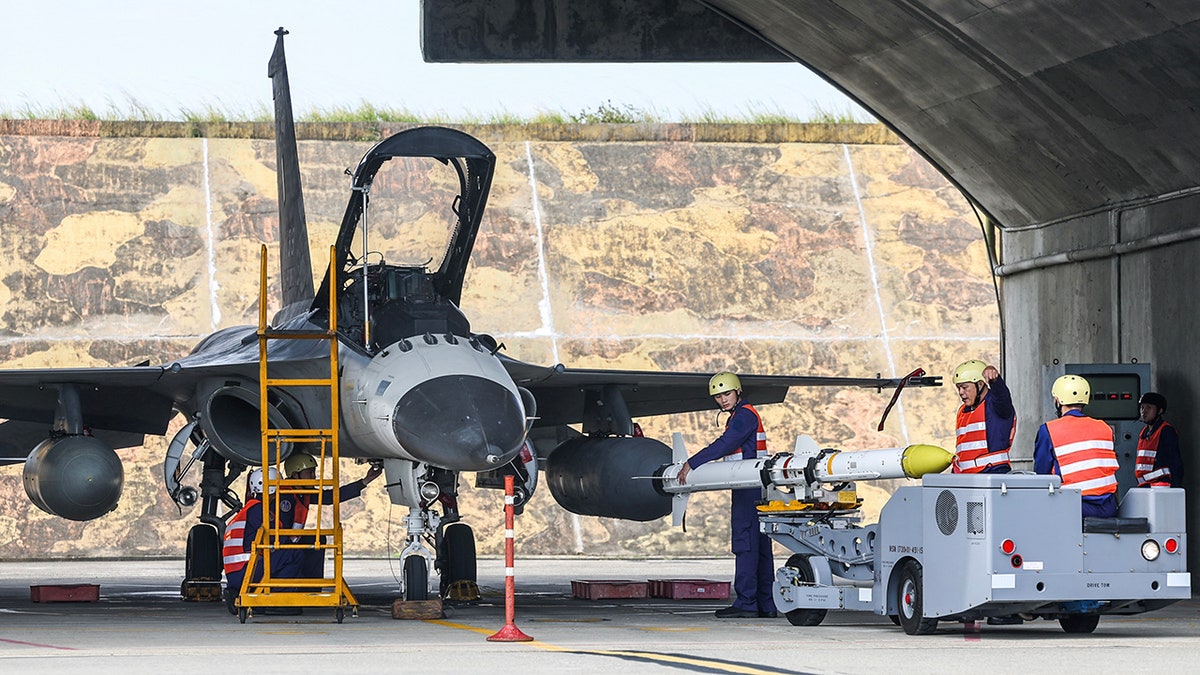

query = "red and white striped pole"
[{"left": 487, "top": 474, "right": 533, "bottom": 642}]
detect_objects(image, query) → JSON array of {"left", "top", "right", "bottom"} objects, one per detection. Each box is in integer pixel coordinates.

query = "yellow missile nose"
[{"left": 900, "top": 444, "right": 954, "bottom": 478}]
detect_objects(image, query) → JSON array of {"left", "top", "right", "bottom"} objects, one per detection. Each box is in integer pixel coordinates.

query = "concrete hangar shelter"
[{"left": 423, "top": 1, "right": 1200, "bottom": 568}]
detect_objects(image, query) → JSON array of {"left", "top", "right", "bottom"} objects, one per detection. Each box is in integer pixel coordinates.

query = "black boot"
[{"left": 715, "top": 606, "right": 758, "bottom": 618}]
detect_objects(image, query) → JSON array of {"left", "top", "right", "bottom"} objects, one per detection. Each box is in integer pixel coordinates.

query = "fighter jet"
[{"left": 0, "top": 29, "right": 940, "bottom": 600}]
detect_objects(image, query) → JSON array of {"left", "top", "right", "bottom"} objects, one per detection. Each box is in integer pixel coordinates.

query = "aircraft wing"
[
  {"left": 501, "top": 357, "right": 941, "bottom": 428},
  {"left": 0, "top": 366, "right": 175, "bottom": 436},
  {"left": 0, "top": 326, "right": 332, "bottom": 455}
]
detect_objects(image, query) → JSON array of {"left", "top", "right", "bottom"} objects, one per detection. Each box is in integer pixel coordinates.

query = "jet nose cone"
[{"left": 392, "top": 374, "right": 526, "bottom": 471}]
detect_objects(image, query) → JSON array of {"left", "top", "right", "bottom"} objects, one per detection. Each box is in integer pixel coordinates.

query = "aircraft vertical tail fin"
[{"left": 268, "top": 28, "right": 315, "bottom": 311}]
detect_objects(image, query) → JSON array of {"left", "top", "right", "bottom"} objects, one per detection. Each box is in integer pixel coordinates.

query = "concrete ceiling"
[{"left": 423, "top": 0, "right": 1200, "bottom": 230}]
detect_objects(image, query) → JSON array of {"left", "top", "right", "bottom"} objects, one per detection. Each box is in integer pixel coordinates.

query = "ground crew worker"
[
  {"left": 677, "top": 372, "right": 777, "bottom": 619},
  {"left": 951, "top": 360, "right": 1014, "bottom": 474},
  {"left": 275, "top": 453, "right": 382, "bottom": 578},
  {"left": 1033, "top": 375, "right": 1119, "bottom": 518},
  {"left": 222, "top": 467, "right": 289, "bottom": 614},
  {"left": 1136, "top": 392, "right": 1184, "bottom": 488}
]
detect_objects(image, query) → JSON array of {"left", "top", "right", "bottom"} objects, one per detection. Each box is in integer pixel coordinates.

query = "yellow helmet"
[
  {"left": 708, "top": 372, "right": 741, "bottom": 396},
  {"left": 1052, "top": 374, "right": 1091, "bottom": 406},
  {"left": 953, "top": 360, "right": 987, "bottom": 385},
  {"left": 283, "top": 452, "right": 317, "bottom": 476}
]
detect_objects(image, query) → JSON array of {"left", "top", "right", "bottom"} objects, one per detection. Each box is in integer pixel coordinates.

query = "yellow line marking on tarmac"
[
  {"left": 426, "top": 620, "right": 805, "bottom": 674},
  {"left": 426, "top": 619, "right": 495, "bottom": 636}
]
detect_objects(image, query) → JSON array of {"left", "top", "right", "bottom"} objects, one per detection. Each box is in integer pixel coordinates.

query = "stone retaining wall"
[{"left": 0, "top": 122, "right": 996, "bottom": 558}]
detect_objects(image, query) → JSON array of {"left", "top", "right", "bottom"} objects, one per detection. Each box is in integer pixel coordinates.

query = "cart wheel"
[
  {"left": 895, "top": 560, "right": 938, "bottom": 635},
  {"left": 783, "top": 554, "right": 827, "bottom": 627},
  {"left": 238, "top": 608, "right": 248, "bottom": 624},
  {"left": 335, "top": 607, "right": 344, "bottom": 624},
  {"left": 1059, "top": 614, "right": 1099, "bottom": 633}
]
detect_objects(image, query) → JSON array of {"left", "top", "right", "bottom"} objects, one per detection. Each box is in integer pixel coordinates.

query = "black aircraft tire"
[
  {"left": 1059, "top": 614, "right": 1100, "bottom": 634},
  {"left": 186, "top": 524, "right": 222, "bottom": 581},
  {"left": 783, "top": 554, "right": 828, "bottom": 627},
  {"left": 404, "top": 556, "right": 430, "bottom": 602},
  {"left": 440, "top": 522, "right": 477, "bottom": 596},
  {"left": 895, "top": 560, "right": 938, "bottom": 635}
]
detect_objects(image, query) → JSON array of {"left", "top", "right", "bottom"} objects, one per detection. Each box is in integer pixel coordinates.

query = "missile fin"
[
  {"left": 672, "top": 493, "right": 689, "bottom": 529},
  {"left": 793, "top": 434, "right": 820, "bottom": 459},
  {"left": 671, "top": 432, "right": 688, "bottom": 464}
]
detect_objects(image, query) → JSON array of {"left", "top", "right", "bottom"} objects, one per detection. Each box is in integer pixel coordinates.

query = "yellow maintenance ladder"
[{"left": 237, "top": 245, "right": 357, "bottom": 623}]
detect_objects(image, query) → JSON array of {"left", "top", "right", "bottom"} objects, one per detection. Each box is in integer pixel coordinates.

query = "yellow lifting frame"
[{"left": 237, "top": 245, "right": 358, "bottom": 621}]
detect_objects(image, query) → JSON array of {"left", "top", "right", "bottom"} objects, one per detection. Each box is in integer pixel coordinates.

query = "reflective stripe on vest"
[
  {"left": 222, "top": 499, "right": 259, "bottom": 574},
  {"left": 1045, "top": 416, "right": 1118, "bottom": 496},
  {"left": 721, "top": 403, "right": 768, "bottom": 460},
  {"left": 1136, "top": 421, "right": 1174, "bottom": 486},
  {"left": 953, "top": 400, "right": 1012, "bottom": 474}
]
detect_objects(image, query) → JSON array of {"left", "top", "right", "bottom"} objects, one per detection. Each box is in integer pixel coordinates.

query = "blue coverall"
[
  {"left": 686, "top": 399, "right": 777, "bottom": 615},
  {"left": 225, "top": 495, "right": 297, "bottom": 613},
  {"left": 960, "top": 375, "right": 1016, "bottom": 474},
  {"left": 274, "top": 480, "right": 370, "bottom": 579}
]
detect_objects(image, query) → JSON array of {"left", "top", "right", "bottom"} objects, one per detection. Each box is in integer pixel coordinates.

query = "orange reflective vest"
[
  {"left": 293, "top": 496, "right": 309, "bottom": 528},
  {"left": 953, "top": 399, "right": 1013, "bottom": 473},
  {"left": 1136, "top": 421, "right": 1175, "bottom": 486},
  {"left": 222, "top": 499, "right": 259, "bottom": 574},
  {"left": 723, "top": 403, "right": 768, "bottom": 460},
  {"left": 1044, "top": 415, "right": 1118, "bottom": 497}
]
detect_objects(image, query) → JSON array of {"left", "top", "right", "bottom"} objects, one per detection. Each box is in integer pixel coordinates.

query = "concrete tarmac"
[{"left": 0, "top": 557, "right": 1196, "bottom": 674}]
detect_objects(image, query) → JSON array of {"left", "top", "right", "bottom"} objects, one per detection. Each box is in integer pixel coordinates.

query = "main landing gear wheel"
[
  {"left": 1059, "top": 614, "right": 1100, "bottom": 633},
  {"left": 439, "top": 522, "right": 478, "bottom": 600},
  {"left": 896, "top": 560, "right": 938, "bottom": 635},
  {"left": 404, "top": 556, "right": 429, "bottom": 602},
  {"left": 784, "top": 554, "right": 828, "bottom": 627}
]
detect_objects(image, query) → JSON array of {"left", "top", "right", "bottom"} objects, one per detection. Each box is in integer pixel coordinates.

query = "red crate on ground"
[
  {"left": 570, "top": 580, "right": 649, "bottom": 600},
  {"left": 30, "top": 584, "right": 100, "bottom": 603},
  {"left": 647, "top": 579, "right": 730, "bottom": 600}
]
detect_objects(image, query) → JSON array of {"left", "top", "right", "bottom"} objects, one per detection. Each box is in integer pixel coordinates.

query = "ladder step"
[
  {"left": 246, "top": 578, "right": 338, "bottom": 589},
  {"left": 264, "top": 378, "right": 335, "bottom": 387},
  {"left": 259, "top": 329, "right": 336, "bottom": 339},
  {"left": 264, "top": 429, "right": 334, "bottom": 439}
]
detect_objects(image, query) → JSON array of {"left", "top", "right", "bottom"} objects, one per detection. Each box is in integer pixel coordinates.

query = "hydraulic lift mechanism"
[{"left": 658, "top": 434, "right": 1190, "bottom": 634}]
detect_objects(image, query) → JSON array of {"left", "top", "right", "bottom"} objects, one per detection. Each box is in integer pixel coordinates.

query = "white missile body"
[
  {"left": 660, "top": 435, "right": 952, "bottom": 494},
  {"left": 658, "top": 434, "right": 953, "bottom": 525}
]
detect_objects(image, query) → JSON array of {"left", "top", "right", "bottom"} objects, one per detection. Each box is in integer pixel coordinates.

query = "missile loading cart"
[
  {"left": 767, "top": 472, "right": 1189, "bottom": 634},
  {"left": 659, "top": 435, "right": 1190, "bottom": 635}
]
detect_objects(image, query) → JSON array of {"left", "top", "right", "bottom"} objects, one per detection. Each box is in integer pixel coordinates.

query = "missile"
[{"left": 656, "top": 434, "right": 953, "bottom": 525}]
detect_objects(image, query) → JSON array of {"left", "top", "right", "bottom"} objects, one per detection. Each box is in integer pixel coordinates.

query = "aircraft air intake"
[{"left": 198, "top": 383, "right": 295, "bottom": 466}]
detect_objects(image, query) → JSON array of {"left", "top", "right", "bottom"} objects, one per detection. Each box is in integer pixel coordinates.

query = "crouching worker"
[
  {"left": 273, "top": 453, "right": 383, "bottom": 580},
  {"left": 222, "top": 467, "right": 289, "bottom": 615}
]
